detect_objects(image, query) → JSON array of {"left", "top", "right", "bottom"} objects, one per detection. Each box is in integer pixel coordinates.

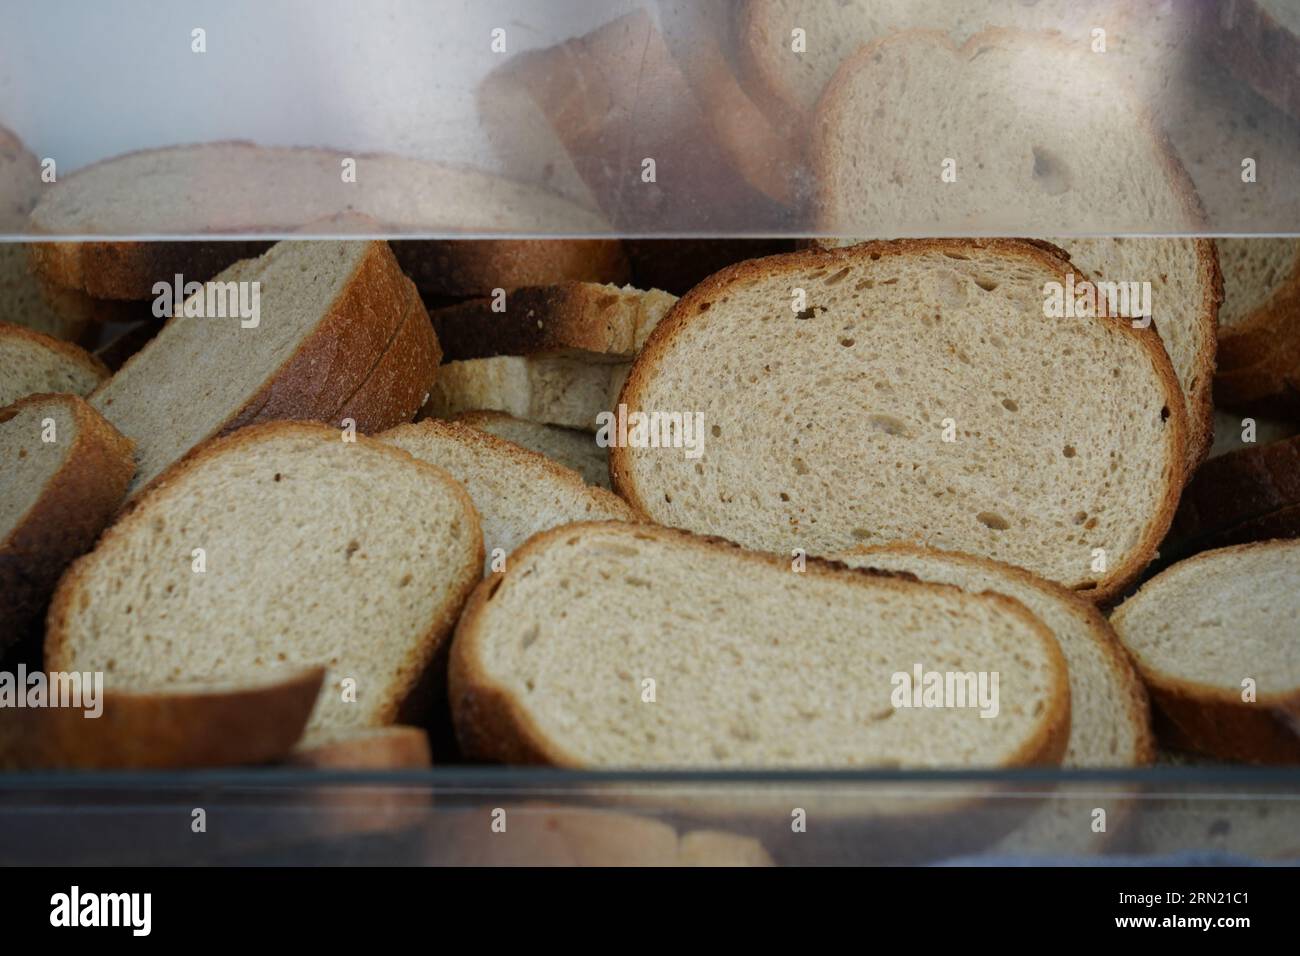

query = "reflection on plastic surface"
[{"left": 0, "top": 0, "right": 1296, "bottom": 237}]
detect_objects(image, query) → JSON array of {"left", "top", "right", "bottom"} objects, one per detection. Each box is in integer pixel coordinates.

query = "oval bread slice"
[
  {"left": 45, "top": 421, "right": 484, "bottom": 731},
  {"left": 1110, "top": 539, "right": 1300, "bottom": 764},
  {"left": 611, "top": 239, "right": 1186, "bottom": 603},
  {"left": 0, "top": 321, "right": 107, "bottom": 408},
  {"left": 0, "top": 393, "right": 134, "bottom": 652},
  {"left": 0, "top": 667, "right": 324, "bottom": 770},
  {"left": 450, "top": 521, "right": 1070, "bottom": 769}
]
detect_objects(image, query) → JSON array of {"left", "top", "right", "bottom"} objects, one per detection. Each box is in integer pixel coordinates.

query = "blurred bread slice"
[
  {"left": 390, "top": 240, "right": 629, "bottom": 298},
  {"left": 1213, "top": 238, "right": 1300, "bottom": 417},
  {"left": 0, "top": 124, "right": 40, "bottom": 231},
  {"left": 288, "top": 726, "right": 432, "bottom": 769}
]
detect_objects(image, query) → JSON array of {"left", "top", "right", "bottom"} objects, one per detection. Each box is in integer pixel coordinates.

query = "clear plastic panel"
[
  {"left": 2, "top": 769, "right": 1298, "bottom": 865},
  {"left": 1, "top": 1, "right": 1296, "bottom": 237}
]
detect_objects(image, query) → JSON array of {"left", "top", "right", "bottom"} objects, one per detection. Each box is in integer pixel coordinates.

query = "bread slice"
[
  {"left": 390, "top": 240, "right": 629, "bottom": 298},
  {"left": 624, "top": 238, "right": 797, "bottom": 296},
  {"left": 1056, "top": 238, "right": 1221, "bottom": 471},
  {"left": 329, "top": 281, "right": 441, "bottom": 433},
  {"left": 1208, "top": 0, "right": 1300, "bottom": 125},
  {"left": 1212, "top": 238, "right": 1300, "bottom": 416},
  {"left": 287, "top": 725, "right": 432, "bottom": 769},
  {"left": 430, "top": 282, "right": 676, "bottom": 362},
  {"left": 1, "top": 244, "right": 98, "bottom": 341},
  {"left": 424, "top": 804, "right": 773, "bottom": 865},
  {"left": 816, "top": 236, "right": 1221, "bottom": 472},
  {"left": 0, "top": 124, "right": 40, "bottom": 232},
  {"left": 452, "top": 410, "right": 610, "bottom": 488},
  {"left": 612, "top": 239, "right": 1186, "bottom": 603},
  {"left": 836, "top": 544, "right": 1151, "bottom": 768},
  {"left": 815, "top": 30, "right": 1204, "bottom": 235},
  {"left": 89, "top": 240, "right": 422, "bottom": 494},
  {"left": 29, "top": 241, "right": 271, "bottom": 302},
  {"left": 27, "top": 142, "right": 610, "bottom": 297},
  {"left": 1164, "top": 435, "right": 1300, "bottom": 561},
  {"left": 477, "top": 9, "right": 790, "bottom": 230},
  {"left": 1208, "top": 409, "right": 1299, "bottom": 459},
  {"left": 451, "top": 521, "right": 1070, "bottom": 768},
  {"left": 0, "top": 321, "right": 108, "bottom": 408},
  {"left": 423, "top": 355, "right": 627, "bottom": 432},
  {"left": 0, "top": 667, "right": 323, "bottom": 770},
  {"left": 379, "top": 420, "right": 636, "bottom": 572},
  {"left": 0, "top": 393, "right": 134, "bottom": 652},
  {"left": 45, "top": 421, "right": 484, "bottom": 731},
  {"left": 740, "top": 0, "right": 1151, "bottom": 135},
  {"left": 1110, "top": 539, "right": 1300, "bottom": 763}
]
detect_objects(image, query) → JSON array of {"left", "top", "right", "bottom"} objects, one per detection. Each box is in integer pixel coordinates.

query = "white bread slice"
[
  {"left": 0, "top": 393, "right": 134, "bottom": 651},
  {"left": 815, "top": 30, "right": 1204, "bottom": 235},
  {"left": 0, "top": 667, "right": 324, "bottom": 770},
  {"left": 0, "top": 321, "right": 108, "bottom": 408},
  {"left": 89, "top": 240, "right": 423, "bottom": 495},
  {"left": 816, "top": 236, "right": 1222, "bottom": 473},
  {"left": 430, "top": 282, "right": 676, "bottom": 362},
  {"left": 477, "top": 9, "right": 790, "bottom": 230},
  {"left": 1110, "top": 539, "right": 1300, "bottom": 764},
  {"left": 288, "top": 725, "right": 432, "bottom": 769},
  {"left": 452, "top": 410, "right": 610, "bottom": 488},
  {"left": 836, "top": 544, "right": 1151, "bottom": 768},
  {"left": 379, "top": 420, "right": 636, "bottom": 573},
  {"left": 390, "top": 240, "right": 629, "bottom": 298},
  {"left": 1213, "top": 238, "right": 1300, "bottom": 416},
  {"left": 423, "top": 355, "right": 627, "bottom": 432},
  {"left": 1056, "top": 238, "right": 1221, "bottom": 472},
  {"left": 0, "top": 124, "right": 40, "bottom": 231},
  {"left": 45, "top": 421, "right": 484, "bottom": 731},
  {"left": 612, "top": 240, "right": 1186, "bottom": 603},
  {"left": 450, "top": 521, "right": 1070, "bottom": 768}
]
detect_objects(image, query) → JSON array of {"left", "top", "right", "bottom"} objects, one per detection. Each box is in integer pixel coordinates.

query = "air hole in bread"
[
  {"left": 976, "top": 511, "right": 1010, "bottom": 531},
  {"left": 1160, "top": 406, "right": 1171, "bottom": 421},
  {"left": 698, "top": 302, "right": 711, "bottom": 313},
  {"left": 344, "top": 540, "right": 360, "bottom": 560},
  {"left": 521, "top": 624, "right": 539, "bottom": 649},
  {"left": 974, "top": 277, "right": 999, "bottom": 292},
  {"left": 840, "top": 337, "right": 856, "bottom": 348},
  {"left": 1001, "top": 398, "right": 1019, "bottom": 412},
  {"left": 867, "top": 414, "right": 911, "bottom": 437},
  {"left": 792, "top": 457, "right": 810, "bottom": 475},
  {"left": 1063, "top": 445, "right": 1076, "bottom": 458},
  {"left": 941, "top": 252, "right": 969, "bottom": 261},
  {"left": 851, "top": 528, "right": 872, "bottom": 540},
  {"left": 711, "top": 424, "right": 721, "bottom": 437},
  {"left": 824, "top": 268, "right": 851, "bottom": 285},
  {"left": 1031, "top": 146, "right": 1070, "bottom": 195}
]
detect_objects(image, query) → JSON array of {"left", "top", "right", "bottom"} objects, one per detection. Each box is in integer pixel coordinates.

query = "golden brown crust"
[
  {"left": 287, "top": 725, "right": 433, "bottom": 769},
  {"left": 0, "top": 666, "right": 324, "bottom": 770},
  {"left": 0, "top": 319, "right": 110, "bottom": 384},
  {"left": 222, "top": 241, "right": 414, "bottom": 433},
  {"left": 28, "top": 241, "right": 273, "bottom": 300},
  {"left": 842, "top": 540, "right": 1155, "bottom": 767},
  {"left": 390, "top": 239, "right": 629, "bottom": 298},
  {"left": 812, "top": 28, "right": 1207, "bottom": 234},
  {"left": 611, "top": 238, "right": 1189, "bottom": 606},
  {"left": 44, "top": 420, "right": 485, "bottom": 728},
  {"left": 428, "top": 281, "right": 668, "bottom": 361},
  {"left": 450, "top": 519, "right": 1071, "bottom": 770},
  {"left": 328, "top": 279, "right": 441, "bottom": 433},
  {"left": 1111, "top": 539, "right": 1300, "bottom": 764},
  {"left": 0, "top": 393, "right": 135, "bottom": 651}
]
